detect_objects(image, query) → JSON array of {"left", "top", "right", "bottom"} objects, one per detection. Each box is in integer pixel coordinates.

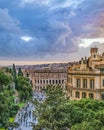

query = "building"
[
  {"left": 67, "top": 47, "right": 104, "bottom": 100},
  {"left": 24, "top": 68, "right": 67, "bottom": 91}
]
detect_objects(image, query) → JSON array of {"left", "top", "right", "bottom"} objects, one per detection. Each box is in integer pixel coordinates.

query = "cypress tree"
[
  {"left": 18, "top": 68, "right": 23, "bottom": 77},
  {"left": 12, "top": 64, "right": 17, "bottom": 89}
]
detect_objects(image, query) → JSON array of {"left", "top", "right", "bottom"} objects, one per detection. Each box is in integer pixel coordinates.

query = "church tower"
[{"left": 90, "top": 47, "right": 98, "bottom": 60}]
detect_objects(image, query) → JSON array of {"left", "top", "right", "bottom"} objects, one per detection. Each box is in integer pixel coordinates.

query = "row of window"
[
  {"left": 35, "top": 79, "right": 65, "bottom": 84},
  {"left": 34, "top": 74, "right": 66, "bottom": 78},
  {"left": 34, "top": 86, "right": 46, "bottom": 90},
  {"left": 76, "top": 79, "right": 94, "bottom": 89},
  {"left": 75, "top": 91, "right": 94, "bottom": 99},
  {"left": 78, "top": 79, "right": 104, "bottom": 88},
  {"left": 69, "top": 78, "right": 104, "bottom": 88}
]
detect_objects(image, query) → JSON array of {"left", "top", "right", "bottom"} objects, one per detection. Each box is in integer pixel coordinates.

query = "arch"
[
  {"left": 75, "top": 91, "right": 80, "bottom": 98},
  {"left": 89, "top": 93, "right": 94, "bottom": 99},
  {"left": 82, "top": 92, "right": 86, "bottom": 98}
]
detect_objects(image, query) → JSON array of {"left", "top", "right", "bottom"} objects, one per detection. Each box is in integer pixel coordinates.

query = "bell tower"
[{"left": 90, "top": 47, "right": 98, "bottom": 60}]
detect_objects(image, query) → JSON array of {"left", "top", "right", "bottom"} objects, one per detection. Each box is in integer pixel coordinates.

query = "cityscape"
[{"left": 0, "top": 0, "right": 104, "bottom": 130}]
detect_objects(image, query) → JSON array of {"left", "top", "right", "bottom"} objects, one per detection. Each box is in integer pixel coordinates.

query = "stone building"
[
  {"left": 24, "top": 68, "right": 67, "bottom": 91},
  {"left": 67, "top": 47, "right": 104, "bottom": 100}
]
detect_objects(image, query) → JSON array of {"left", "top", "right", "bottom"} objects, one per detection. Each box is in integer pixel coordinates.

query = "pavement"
[{"left": 14, "top": 91, "right": 46, "bottom": 130}]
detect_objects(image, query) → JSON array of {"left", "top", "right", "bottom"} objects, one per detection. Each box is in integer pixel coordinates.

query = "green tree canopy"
[
  {"left": 0, "top": 70, "right": 11, "bottom": 92},
  {"left": 33, "top": 88, "right": 104, "bottom": 130},
  {"left": 33, "top": 85, "right": 70, "bottom": 130},
  {"left": 18, "top": 68, "right": 23, "bottom": 77},
  {"left": 17, "top": 76, "right": 32, "bottom": 101}
]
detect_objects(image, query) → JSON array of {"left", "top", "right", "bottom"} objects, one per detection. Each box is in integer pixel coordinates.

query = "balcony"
[{"left": 68, "top": 70, "right": 100, "bottom": 75}]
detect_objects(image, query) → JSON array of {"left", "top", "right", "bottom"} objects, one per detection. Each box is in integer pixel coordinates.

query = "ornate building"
[
  {"left": 67, "top": 47, "right": 104, "bottom": 100},
  {"left": 24, "top": 68, "right": 67, "bottom": 91}
]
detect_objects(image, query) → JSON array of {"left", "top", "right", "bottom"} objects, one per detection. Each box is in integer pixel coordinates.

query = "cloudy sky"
[{"left": 0, "top": 0, "right": 104, "bottom": 65}]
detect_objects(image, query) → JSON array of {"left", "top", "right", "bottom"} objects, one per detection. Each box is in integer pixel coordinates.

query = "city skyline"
[{"left": 0, "top": 0, "right": 104, "bottom": 65}]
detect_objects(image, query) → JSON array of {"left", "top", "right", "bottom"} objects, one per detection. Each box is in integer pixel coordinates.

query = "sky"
[{"left": 0, "top": 0, "right": 104, "bottom": 65}]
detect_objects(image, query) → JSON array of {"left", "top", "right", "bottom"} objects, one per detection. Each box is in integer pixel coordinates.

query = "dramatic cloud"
[
  {"left": 0, "top": 8, "right": 21, "bottom": 34},
  {"left": 20, "top": 0, "right": 83, "bottom": 9},
  {"left": 0, "top": 0, "right": 104, "bottom": 63}
]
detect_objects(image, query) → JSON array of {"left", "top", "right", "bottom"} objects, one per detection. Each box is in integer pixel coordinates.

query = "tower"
[{"left": 90, "top": 47, "right": 98, "bottom": 60}]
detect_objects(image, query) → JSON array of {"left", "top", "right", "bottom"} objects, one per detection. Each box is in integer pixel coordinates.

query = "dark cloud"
[{"left": 0, "top": 0, "right": 104, "bottom": 61}]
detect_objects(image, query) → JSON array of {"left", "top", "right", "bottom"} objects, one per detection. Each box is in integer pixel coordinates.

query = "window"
[
  {"left": 94, "top": 54, "right": 96, "bottom": 58},
  {"left": 69, "top": 78, "right": 72, "bottom": 83},
  {"left": 102, "top": 79, "right": 104, "bottom": 87},
  {"left": 56, "top": 80, "right": 58, "bottom": 84},
  {"left": 76, "top": 79, "right": 80, "bottom": 88},
  {"left": 62, "top": 80, "right": 64, "bottom": 84},
  {"left": 49, "top": 80, "right": 51, "bottom": 84},
  {"left": 53, "top": 80, "right": 54, "bottom": 84},
  {"left": 43, "top": 80, "right": 45, "bottom": 84},
  {"left": 90, "top": 79, "right": 94, "bottom": 89},
  {"left": 40, "top": 80, "right": 42, "bottom": 84},
  {"left": 101, "top": 94, "right": 104, "bottom": 100},
  {"left": 89, "top": 93, "right": 94, "bottom": 99},
  {"left": 59, "top": 80, "right": 61, "bottom": 84},
  {"left": 46, "top": 80, "right": 48, "bottom": 84},
  {"left": 75, "top": 91, "right": 80, "bottom": 98},
  {"left": 38, "top": 80, "right": 39, "bottom": 84},
  {"left": 83, "top": 79, "right": 87, "bottom": 88},
  {"left": 82, "top": 92, "right": 86, "bottom": 98}
]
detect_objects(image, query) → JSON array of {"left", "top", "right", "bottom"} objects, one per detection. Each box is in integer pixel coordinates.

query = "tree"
[
  {"left": 71, "top": 120, "right": 103, "bottom": 130},
  {"left": 0, "top": 70, "right": 20, "bottom": 128},
  {"left": 33, "top": 93, "right": 104, "bottom": 130},
  {"left": 0, "top": 68, "right": 33, "bottom": 128},
  {"left": 17, "top": 76, "right": 32, "bottom": 102},
  {"left": 95, "top": 110, "right": 104, "bottom": 125},
  {"left": 33, "top": 85, "right": 70, "bottom": 130},
  {"left": 70, "top": 99, "right": 104, "bottom": 130},
  {"left": 18, "top": 68, "right": 23, "bottom": 77},
  {"left": 0, "top": 90, "right": 15, "bottom": 127},
  {"left": 12, "top": 64, "right": 17, "bottom": 88},
  {"left": 0, "top": 70, "right": 11, "bottom": 92},
  {"left": 71, "top": 124, "right": 81, "bottom": 130},
  {"left": 5, "top": 122, "right": 19, "bottom": 130}
]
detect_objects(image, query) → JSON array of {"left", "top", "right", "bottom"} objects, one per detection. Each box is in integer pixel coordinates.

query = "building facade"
[
  {"left": 24, "top": 68, "right": 67, "bottom": 91},
  {"left": 67, "top": 47, "right": 104, "bottom": 100}
]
